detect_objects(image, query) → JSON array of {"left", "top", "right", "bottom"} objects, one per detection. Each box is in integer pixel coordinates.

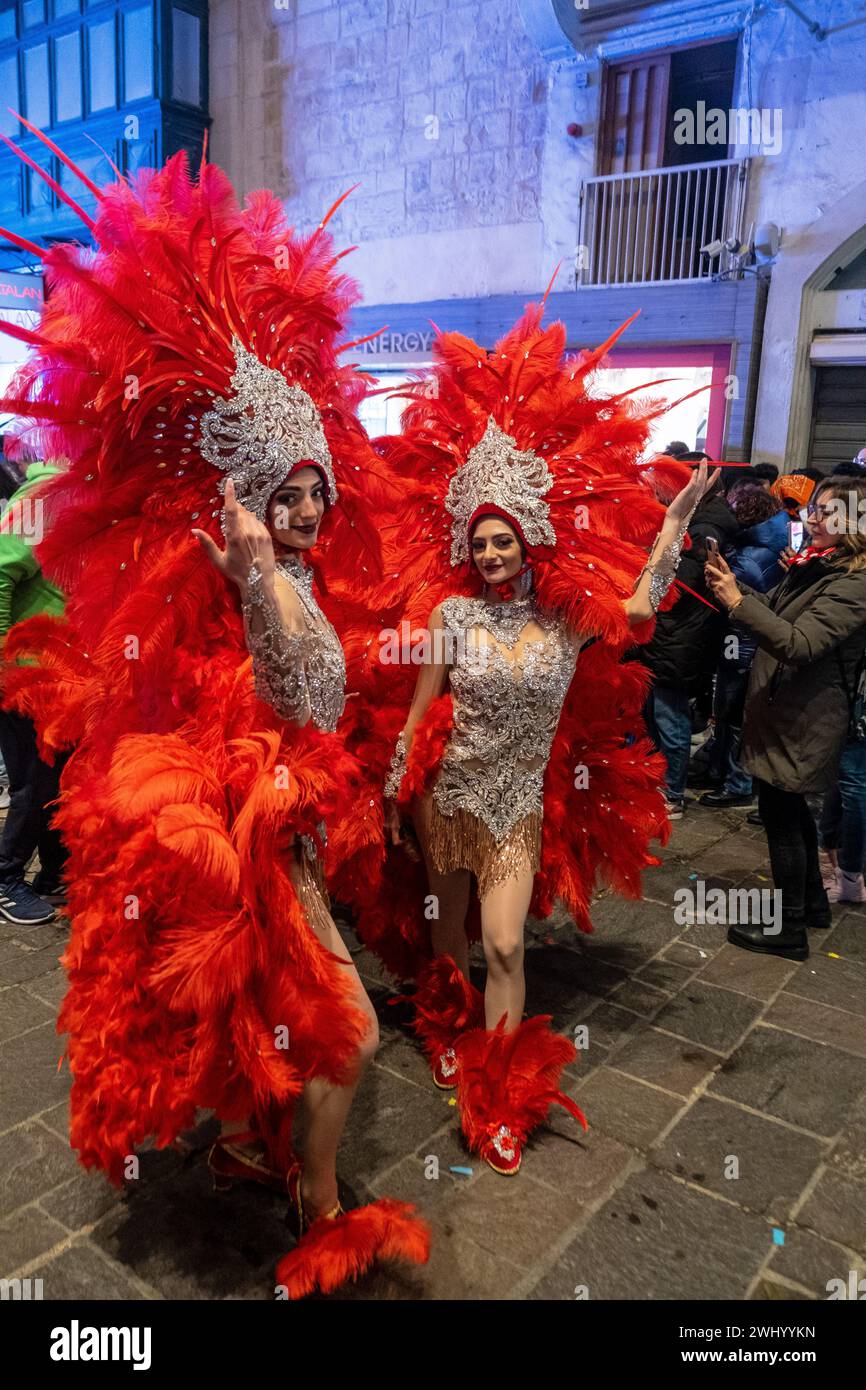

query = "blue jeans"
[
  {"left": 819, "top": 738, "right": 866, "bottom": 873},
  {"left": 707, "top": 721, "right": 753, "bottom": 797},
  {"left": 645, "top": 685, "right": 692, "bottom": 803},
  {"left": 710, "top": 659, "right": 753, "bottom": 797}
]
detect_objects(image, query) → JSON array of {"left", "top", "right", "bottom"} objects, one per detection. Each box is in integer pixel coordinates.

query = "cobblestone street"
[{"left": 2, "top": 805, "right": 865, "bottom": 1302}]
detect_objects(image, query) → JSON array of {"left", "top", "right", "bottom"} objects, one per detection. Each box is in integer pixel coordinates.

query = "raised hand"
[
  {"left": 705, "top": 549, "right": 742, "bottom": 610},
  {"left": 191, "top": 478, "right": 276, "bottom": 590},
  {"left": 664, "top": 460, "right": 722, "bottom": 528}
]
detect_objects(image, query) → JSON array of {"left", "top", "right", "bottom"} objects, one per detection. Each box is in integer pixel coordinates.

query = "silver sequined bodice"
[
  {"left": 434, "top": 595, "right": 577, "bottom": 841},
  {"left": 272, "top": 556, "right": 346, "bottom": 733}
]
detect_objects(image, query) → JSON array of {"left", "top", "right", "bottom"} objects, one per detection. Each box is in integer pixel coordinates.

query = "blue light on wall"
[{"left": 0, "top": 0, "right": 209, "bottom": 265}]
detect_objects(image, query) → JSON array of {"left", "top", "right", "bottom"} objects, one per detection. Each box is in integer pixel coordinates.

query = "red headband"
[
  {"left": 467, "top": 505, "right": 532, "bottom": 555},
  {"left": 467, "top": 506, "right": 535, "bottom": 600},
  {"left": 286, "top": 459, "right": 333, "bottom": 504}
]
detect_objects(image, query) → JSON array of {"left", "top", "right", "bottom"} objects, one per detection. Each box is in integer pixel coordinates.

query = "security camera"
[{"left": 701, "top": 235, "right": 747, "bottom": 259}]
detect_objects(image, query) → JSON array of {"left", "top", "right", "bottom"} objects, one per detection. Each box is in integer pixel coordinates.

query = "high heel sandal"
[
  {"left": 208, "top": 1130, "right": 295, "bottom": 1195},
  {"left": 286, "top": 1163, "right": 343, "bottom": 1238}
]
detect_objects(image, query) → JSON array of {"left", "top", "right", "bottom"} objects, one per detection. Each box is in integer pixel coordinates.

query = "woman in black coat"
[{"left": 705, "top": 477, "right": 866, "bottom": 960}]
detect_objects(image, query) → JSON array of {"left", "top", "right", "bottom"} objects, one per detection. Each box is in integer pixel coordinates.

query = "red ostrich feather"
[
  {"left": 0, "top": 131, "right": 387, "bottom": 1182},
  {"left": 334, "top": 302, "right": 691, "bottom": 974}
]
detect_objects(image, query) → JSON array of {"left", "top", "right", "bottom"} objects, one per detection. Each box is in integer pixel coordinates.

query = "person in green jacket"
[{"left": 0, "top": 458, "right": 67, "bottom": 926}]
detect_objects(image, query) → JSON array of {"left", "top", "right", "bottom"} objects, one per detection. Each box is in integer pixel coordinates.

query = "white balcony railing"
[{"left": 576, "top": 158, "right": 750, "bottom": 287}]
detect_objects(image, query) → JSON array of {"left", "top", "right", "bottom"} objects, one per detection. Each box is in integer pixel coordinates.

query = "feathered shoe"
[
  {"left": 276, "top": 1189, "right": 431, "bottom": 1299},
  {"left": 411, "top": 955, "right": 484, "bottom": 1090},
  {"left": 455, "top": 1014, "right": 587, "bottom": 1175}
]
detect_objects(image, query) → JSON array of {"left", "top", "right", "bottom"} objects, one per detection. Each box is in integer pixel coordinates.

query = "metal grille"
[{"left": 577, "top": 159, "right": 750, "bottom": 287}]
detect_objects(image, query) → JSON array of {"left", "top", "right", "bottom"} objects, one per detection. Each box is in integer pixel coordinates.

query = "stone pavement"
[{"left": 1, "top": 804, "right": 865, "bottom": 1301}]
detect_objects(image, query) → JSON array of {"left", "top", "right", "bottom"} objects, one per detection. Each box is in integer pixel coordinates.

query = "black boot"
[
  {"left": 727, "top": 915, "right": 808, "bottom": 961},
  {"left": 805, "top": 898, "right": 833, "bottom": 930},
  {"left": 805, "top": 881, "right": 832, "bottom": 929}
]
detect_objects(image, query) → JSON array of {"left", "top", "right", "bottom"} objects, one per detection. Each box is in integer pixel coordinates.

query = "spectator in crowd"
[
  {"left": 697, "top": 486, "right": 788, "bottom": 808},
  {"left": 722, "top": 465, "right": 762, "bottom": 504},
  {"left": 705, "top": 476, "right": 866, "bottom": 960},
  {"left": 0, "top": 459, "right": 67, "bottom": 925},
  {"left": 831, "top": 460, "right": 866, "bottom": 478},
  {"left": 665, "top": 440, "right": 692, "bottom": 459},
  {"left": 818, "top": 681, "right": 866, "bottom": 903},
  {"left": 639, "top": 463, "right": 740, "bottom": 819},
  {"left": 771, "top": 472, "right": 817, "bottom": 519},
  {"left": 754, "top": 462, "right": 779, "bottom": 489},
  {"left": 0, "top": 454, "right": 18, "bottom": 811}
]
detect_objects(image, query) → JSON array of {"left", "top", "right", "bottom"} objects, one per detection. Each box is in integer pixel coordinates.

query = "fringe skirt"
[
  {"left": 424, "top": 799, "right": 541, "bottom": 897},
  {"left": 290, "top": 836, "right": 332, "bottom": 936}
]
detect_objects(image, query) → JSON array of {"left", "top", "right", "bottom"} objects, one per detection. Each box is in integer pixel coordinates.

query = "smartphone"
[
  {"left": 706, "top": 536, "right": 719, "bottom": 562},
  {"left": 788, "top": 520, "right": 804, "bottom": 551}
]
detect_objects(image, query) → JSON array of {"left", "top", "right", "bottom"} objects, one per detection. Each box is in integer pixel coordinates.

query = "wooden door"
[
  {"left": 595, "top": 54, "right": 671, "bottom": 283},
  {"left": 599, "top": 54, "right": 671, "bottom": 176}
]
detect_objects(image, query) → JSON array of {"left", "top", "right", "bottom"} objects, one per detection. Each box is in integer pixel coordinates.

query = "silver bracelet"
[
  {"left": 384, "top": 731, "right": 408, "bottom": 799},
  {"left": 638, "top": 520, "right": 689, "bottom": 613},
  {"left": 244, "top": 559, "right": 266, "bottom": 604}
]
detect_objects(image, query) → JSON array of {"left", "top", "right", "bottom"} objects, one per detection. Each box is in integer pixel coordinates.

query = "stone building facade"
[
  {"left": 210, "top": 0, "right": 550, "bottom": 303},
  {"left": 208, "top": 0, "right": 866, "bottom": 469}
]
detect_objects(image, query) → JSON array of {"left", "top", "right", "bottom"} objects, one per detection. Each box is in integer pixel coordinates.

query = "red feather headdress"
[
  {"left": 332, "top": 302, "right": 695, "bottom": 966},
  {"left": 373, "top": 302, "right": 693, "bottom": 645},
  {"left": 0, "top": 128, "right": 384, "bottom": 1181}
]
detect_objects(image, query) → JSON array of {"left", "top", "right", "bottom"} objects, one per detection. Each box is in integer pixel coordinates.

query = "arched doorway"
[{"left": 752, "top": 178, "right": 866, "bottom": 472}]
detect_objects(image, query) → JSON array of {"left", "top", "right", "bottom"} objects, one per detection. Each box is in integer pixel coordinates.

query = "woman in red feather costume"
[
  {"left": 344, "top": 305, "right": 716, "bottom": 1177},
  {"left": 0, "top": 125, "right": 428, "bottom": 1297}
]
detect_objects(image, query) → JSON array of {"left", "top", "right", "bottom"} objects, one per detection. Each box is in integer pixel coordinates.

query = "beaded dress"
[{"left": 423, "top": 592, "right": 581, "bottom": 894}]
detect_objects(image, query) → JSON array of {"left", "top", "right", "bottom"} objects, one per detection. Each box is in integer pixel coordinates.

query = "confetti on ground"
[
  {"left": 772, "top": 1228, "right": 785, "bottom": 1246},
  {"left": 757, "top": 874, "right": 769, "bottom": 881},
  {"left": 689, "top": 873, "right": 698, "bottom": 880},
  {"left": 698, "top": 950, "right": 707, "bottom": 958},
  {"left": 449, "top": 1165, "right": 473, "bottom": 1177},
  {"left": 448, "top": 1097, "right": 457, "bottom": 1106},
  {"left": 828, "top": 952, "right": 840, "bottom": 959}
]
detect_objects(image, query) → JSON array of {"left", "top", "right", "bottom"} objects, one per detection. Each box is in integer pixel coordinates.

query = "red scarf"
[{"left": 788, "top": 544, "right": 835, "bottom": 567}]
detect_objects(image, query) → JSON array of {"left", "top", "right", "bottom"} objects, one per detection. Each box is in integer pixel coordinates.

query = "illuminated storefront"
[{"left": 352, "top": 290, "right": 759, "bottom": 458}]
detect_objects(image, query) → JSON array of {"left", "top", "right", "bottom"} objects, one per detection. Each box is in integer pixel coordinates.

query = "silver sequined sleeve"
[
  {"left": 241, "top": 561, "right": 313, "bottom": 725},
  {"left": 644, "top": 520, "right": 689, "bottom": 613},
  {"left": 384, "top": 730, "right": 408, "bottom": 799}
]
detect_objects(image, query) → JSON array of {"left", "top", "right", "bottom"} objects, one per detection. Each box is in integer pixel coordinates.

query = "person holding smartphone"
[
  {"left": 638, "top": 459, "right": 741, "bottom": 818},
  {"left": 705, "top": 477, "right": 866, "bottom": 960},
  {"left": 698, "top": 485, "right": 789, "bottom": 809}
]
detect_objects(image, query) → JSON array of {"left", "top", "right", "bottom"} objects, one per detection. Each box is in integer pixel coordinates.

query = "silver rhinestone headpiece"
[
  {"left": 196, "top": 337, "right": 337, "bottom": 523},
  {"left": 444, "top": 416, "right": 556, "bottom": 566}
]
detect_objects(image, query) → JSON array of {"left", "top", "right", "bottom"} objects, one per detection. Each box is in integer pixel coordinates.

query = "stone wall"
[
  {"left": 209, "top": 0, "right": 552, "bottom": 304},
  {"left": 209, "top": 0, "right": 866, "bottom": 464}
]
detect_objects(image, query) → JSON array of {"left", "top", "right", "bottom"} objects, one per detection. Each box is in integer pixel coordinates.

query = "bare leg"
[
  {"left": 479, "top": 864, "right": 534, "bottom": 1031},
  {"left": 414, "top": 795, "right": 472, "bottom": 977},
  {"left": 296, "top": 893, "right": 379, "bottom": 1220}
]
